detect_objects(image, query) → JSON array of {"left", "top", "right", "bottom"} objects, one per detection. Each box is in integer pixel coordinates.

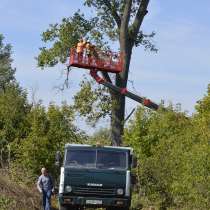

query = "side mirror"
[
  {"left": 132, "top": 156, "right": 137, "bottom": 168},
  {"left": 55, "top": 151, "right": 62, "bottom": 167}
]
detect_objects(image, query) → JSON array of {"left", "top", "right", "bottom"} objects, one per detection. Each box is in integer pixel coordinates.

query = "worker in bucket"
[
  {"left": 76, "top": 38, "right": 86, "bottom": 63},
  {"left": 85, "top": 41, "right": 94, "bottom": 64},
  {"left": 37, "top": 167, "right": 54, "bottom": 210},
  {"left": 85, "top": 41, "right": 99, "bottom": 65}
]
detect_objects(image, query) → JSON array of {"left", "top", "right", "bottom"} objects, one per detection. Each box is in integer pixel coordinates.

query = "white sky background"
[{"left": 0, "top": 0, "right": 210, "bottom": 133}]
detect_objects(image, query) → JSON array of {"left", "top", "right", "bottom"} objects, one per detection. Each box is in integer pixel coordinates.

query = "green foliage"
[
  {"left": 73, "top": 78, "right": 111, "bottom": 126},
  {"left": 89, "top": 127, "right": 112, "bottom": 145},
  {"left": 0, "top": 30, "right": 209, "bottom": 210},
  {"left": 0, "top": 34, "right": 89, "bottom": 181},
  {"left": 194, "top": 84, "right": 210, "bottom": 135},
  {"left": 0, "top": 34, "right": 16, "bottom": 91},
  {"left": 84, "top": 0, "right": 121, "bottom": 41},
  {"left": 124, "top": 86, "right": 210, "bottom": 209},
  {"left": 37, "top": 12, "right": 98, "bottom": 68},
  {"left": 0, "top": 35, "right": 30, "bottom": 166},
  {"left": 0, "top": 171, "right": 41, "bottom": 210},
  {"left": 0, "top": 85, "right": 30, "bottom": 145},
  {"left": 0, "top": 195, "right": 15, "bottom": 210},
  {"left": 13, "top": 102, "right": 87, "bottom": 178},
  {"left": 84, "top": 0, "right": 157, "bottom": 50},
  {"left": 37, "top": 1, "right": 157, "bottom": 130},
  {"left": 37, "top": 1, "right": 157, "bottom": 67},
  {"left": 37, "top": 1, "right": 157, "bottom": 68}
]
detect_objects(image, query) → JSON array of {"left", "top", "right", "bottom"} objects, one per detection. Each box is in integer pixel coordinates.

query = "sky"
[{"left": 0, "top": 0, "right": 210, "bottom": 132}]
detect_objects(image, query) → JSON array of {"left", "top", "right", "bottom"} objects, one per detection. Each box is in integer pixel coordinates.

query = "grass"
[{"left": 0, "top": 169, "right": 41, "bottom": 210}]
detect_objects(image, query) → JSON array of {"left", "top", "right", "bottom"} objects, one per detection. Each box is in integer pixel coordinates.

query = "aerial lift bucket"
[{"left": 69, "top": 48, "right": 123, "bottom": 73}]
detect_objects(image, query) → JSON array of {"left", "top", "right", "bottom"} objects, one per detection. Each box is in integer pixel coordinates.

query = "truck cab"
[{"left": 58, "top": 144, "right": 135, "bottom": 210}]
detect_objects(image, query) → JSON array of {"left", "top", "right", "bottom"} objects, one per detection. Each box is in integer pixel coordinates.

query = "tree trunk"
[
  {"left": 109, "top": 0, "right": 149, "bottom": 146},
  {"left": 111, "top": 38, "right": 133, "bottom": 146},
  {"left": 111, "top": 92, "right": 125, "bottom": 146}
]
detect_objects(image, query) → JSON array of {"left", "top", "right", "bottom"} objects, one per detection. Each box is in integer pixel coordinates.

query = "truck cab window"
[
  {"left": 97, "top": 150, "right": 127, "bottom": 169},
  {"left": 65, "top": 150, "right": 96, "bottom": 168}
]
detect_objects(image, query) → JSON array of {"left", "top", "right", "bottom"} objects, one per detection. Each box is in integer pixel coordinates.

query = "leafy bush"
[
  {"left": 0, "top": 170, "right": 41, "bottom": 210},
  {"left": 12, "top": 102, "right": 87, "bottom": 181},
  {"left": 125, "top": 85, "right": 210, "bottom": 210},
  {"left": 0, "top": 195, "right": 15, "bottom": 210}
]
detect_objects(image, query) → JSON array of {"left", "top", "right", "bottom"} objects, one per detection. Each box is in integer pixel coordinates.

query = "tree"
[
  {"left": 89, "top": 127, "right": 112, "bottom": 145},
  {"left": 0, "top": 35, "right": 30, "bottom": 167},
  {"left": 37, "top": 0, "right": 157, "bottom": 145},
  {"left": 13, "top": 102, "right": 87, "bottom": 178},
  {"left": 194, "top": 84, "right": 210, "bottom": 133},
  {"left": 0, "top": 34, "right": 16, "bottom": 91},
  {"left": 0, "top": 85, "right": 30, "bottom": 144},
  {"left": 124, "top": 89, "right": 210, "bottom": 209}
]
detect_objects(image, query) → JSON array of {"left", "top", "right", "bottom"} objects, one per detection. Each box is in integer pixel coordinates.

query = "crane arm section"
[{"left": 90, "top": 69, "right": 159, "bottom": 110}]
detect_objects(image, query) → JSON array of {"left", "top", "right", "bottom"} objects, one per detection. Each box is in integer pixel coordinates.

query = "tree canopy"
[
  {"left": 37, "top": 0, "right": 157, "bottom": 145},
  {"left": 124, "top": 85, "right": 210, "bottom": 210},
  {"left": 0, "top": 34, "right": 87, "bottom": 176},
  {"left": 0, "top": 34, "right": 16, "bottom": 91},
  {"left": 0, "top": 32, "right": 209, "bottom": 209}
]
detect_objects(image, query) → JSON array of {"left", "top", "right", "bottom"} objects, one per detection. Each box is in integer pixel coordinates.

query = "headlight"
[
  {"left": 117, "top": 188, "right": 124, "bottom": 195},
  {"left": 65, "top": 185, "right": 72, "bottom": 192}
]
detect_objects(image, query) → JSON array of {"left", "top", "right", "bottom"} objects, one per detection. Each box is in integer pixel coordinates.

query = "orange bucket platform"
[{"left": 69, "top": 48, "right": 123, "bottom": 73}]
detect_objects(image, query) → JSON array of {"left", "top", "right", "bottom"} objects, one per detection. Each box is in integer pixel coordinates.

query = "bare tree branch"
[
  {"left": 102, "top": 0, "right": 121, "bottom": 28},
  {"left": 129, "top": 0, "right": 150, "bottom": 43}
]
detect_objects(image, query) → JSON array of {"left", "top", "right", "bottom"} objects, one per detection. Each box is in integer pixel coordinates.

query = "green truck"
[{"left": 57, "top": 144, "right": 136, "bottom": 210}]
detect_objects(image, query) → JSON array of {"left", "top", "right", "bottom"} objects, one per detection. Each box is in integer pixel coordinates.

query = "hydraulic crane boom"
[
  {"left": 90, "top": 69, "right": 159, "bottom": 110},
  {"left": 69, "top": 47, "right": 159, "bottom": 111}
]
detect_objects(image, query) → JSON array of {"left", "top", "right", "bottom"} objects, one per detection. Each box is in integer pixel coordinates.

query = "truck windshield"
[
  {"left": 97, "top": 150, "right": 127, "bottom": 169},
  {"left": 65, "top": 149, "right": 127, "bottom": 169},
  {"left": 65, "top": 150, "right": 96, "bottom": 168}
]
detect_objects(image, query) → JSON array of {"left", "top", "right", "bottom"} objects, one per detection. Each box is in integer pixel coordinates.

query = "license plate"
[{"left": 86, "top": 200, "right": 102, "bottom": 205}]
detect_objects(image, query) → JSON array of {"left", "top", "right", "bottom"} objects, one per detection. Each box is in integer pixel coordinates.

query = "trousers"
[{"left": 42, "top": 190, "right": 52, "bottom": 210}]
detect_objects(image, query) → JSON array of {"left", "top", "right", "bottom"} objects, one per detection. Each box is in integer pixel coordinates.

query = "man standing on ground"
[{"left": 37, "top": 167, "right": 54, "bottom": 210}]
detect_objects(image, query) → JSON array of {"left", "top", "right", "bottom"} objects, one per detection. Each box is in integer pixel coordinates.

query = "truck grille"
[{"left": 73, "top": 187, "right": 116, "bottom": 196}]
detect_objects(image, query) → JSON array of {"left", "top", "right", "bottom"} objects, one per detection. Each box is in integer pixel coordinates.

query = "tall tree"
[
  {"left": 38, "top": 0, "right": 156, "bottom": 145},
  {"left": 0, "top": 34, "right": 30, "bottom": 166},
  {"left": 13, "top": 102, "right": 86, "bottom": 178},
  {"left": 124, "top": 101, "right": 210, "bottom": 209},
  {"left": 0, "top": 34, "right": 16, "bottom": 91}
]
